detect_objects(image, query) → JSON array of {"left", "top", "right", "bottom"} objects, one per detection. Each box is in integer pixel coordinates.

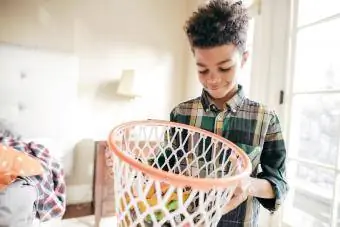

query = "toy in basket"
[{"left": 108, "top": 120, "right": 251, "bottom": 227}]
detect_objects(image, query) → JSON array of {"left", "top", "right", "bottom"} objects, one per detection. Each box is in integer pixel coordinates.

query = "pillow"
[
  {"left": 0, "top": 144, "right": 43, "bottom": 191},
  {"left": 0, "top": 118, "right": 21, "bottom": 140}
]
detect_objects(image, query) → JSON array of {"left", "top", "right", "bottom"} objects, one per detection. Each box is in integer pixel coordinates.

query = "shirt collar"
[{"left": 200, "top": 84, "right": 245, "bottom": 113}]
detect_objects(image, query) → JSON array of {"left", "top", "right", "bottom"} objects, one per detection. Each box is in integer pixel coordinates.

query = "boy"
[{"left": 169, "top": 0, "right": 288, "bottom": 226}]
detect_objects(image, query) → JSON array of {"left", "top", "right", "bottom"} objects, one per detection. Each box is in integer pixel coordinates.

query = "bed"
[
  {"left": 0, "top": 43, "right": 81, "bottom": 225},
  {"left": 0, "top": 43, "right": 121, "bottom": 227},
  {"left": 0, "top": 43, "right": 79, "bottom": 178}
]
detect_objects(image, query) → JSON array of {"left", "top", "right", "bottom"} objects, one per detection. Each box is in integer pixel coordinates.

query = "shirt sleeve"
[
  {"left": 170, "top": 107, "right": 177, "bottom": 122},
  {"left": 256, "top": 111, "right": 289, "bottom": 212}
]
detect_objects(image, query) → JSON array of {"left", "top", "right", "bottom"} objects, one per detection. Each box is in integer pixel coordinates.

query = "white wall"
[
  {"left": 0, "top": 0, "right": 189, "bottom": 138},
  {"left": 0, "top": 0, "right": 189, "bottom": 204},
  {"left": 0, "top": 0, "right": 75, "bottom": 52},
  {"left": 182, "top": 0, "right": 206, "bottom": 100},
  {"left": 73, "top": 0, "right": 189, "bottom": 139}
]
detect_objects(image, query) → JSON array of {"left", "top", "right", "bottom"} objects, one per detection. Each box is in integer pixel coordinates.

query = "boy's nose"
[{"left": 207, "top": 73, "right": 221, "bottom": 84}]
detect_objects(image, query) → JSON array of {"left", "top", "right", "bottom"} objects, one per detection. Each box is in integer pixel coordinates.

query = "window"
[{"left": 283, "top": 1, "right": 340, "bottom": 227}]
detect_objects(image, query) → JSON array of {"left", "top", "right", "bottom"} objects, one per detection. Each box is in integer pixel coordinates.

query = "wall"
[
  {"left": 0, "top": 0, "right": 189, "bottom": 204},
  {"left": 73, "top": 0, "right": 189, "bottom": 139},
  {"left": 70, "top": 0, "right": 189, "bottom": 203},
  {"left": 183, "top": 0, "right": 207, "bottom": 100},
  {"left": 0, "top": 0, "right": 75, "bottom": 52}
]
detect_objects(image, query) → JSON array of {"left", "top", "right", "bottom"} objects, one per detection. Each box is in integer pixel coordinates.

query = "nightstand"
[{"left": 93, "top": 141, "right": 116, "bottom": 227}]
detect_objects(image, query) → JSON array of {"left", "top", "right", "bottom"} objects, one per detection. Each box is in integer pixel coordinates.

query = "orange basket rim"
[{"left": 107, "top": 119, "right": 252, "bottom": 190}]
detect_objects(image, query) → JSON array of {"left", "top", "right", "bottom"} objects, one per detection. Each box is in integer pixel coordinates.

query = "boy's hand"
[{"left": 223, "top": 175, "right": 252, "bottom": 214}]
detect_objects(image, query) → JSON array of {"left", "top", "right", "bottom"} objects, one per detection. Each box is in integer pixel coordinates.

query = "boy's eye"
[
  {"left": 199, "top": 69, "right": 209, "bottom": 75},
  {"left": 219, "top": 68, "right": 231, "bottom": 72}
]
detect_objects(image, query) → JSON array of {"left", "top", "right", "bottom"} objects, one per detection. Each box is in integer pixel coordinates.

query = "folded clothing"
[
  {"left": 0, "top": 178, "right": 38, "bottom": 227},
  {"left": 0, "top": 135, "right": 66, "bottom": 221},
  {"left": 0, "top": 144, "right": 43, "bottom": 191}
]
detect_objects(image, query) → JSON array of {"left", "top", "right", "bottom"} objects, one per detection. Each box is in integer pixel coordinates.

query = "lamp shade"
[{"left": 116, "top": 70, "right": 140, "bottom": 98}]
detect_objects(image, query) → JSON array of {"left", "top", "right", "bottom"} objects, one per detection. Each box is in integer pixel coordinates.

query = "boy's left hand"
[{"left": 223, "top": 176, "right": 252, "bottom": 214}]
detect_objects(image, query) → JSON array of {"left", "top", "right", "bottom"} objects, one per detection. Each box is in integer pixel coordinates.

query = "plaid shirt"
[
  {"left": 0, "top": 135, "right": 66, "bottom": 221},
  {"left": 170, "top": 85, "right": 288, "bottom": 227}
]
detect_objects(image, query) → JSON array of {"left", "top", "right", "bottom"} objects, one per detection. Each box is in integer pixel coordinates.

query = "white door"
[{"left": 282, "top": 1, "right": 340, "bottom": 227}]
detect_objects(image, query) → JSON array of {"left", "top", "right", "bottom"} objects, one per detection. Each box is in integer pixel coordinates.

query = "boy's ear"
[{"left": 241, "top": 51, "right": 249, "bottom": 67}]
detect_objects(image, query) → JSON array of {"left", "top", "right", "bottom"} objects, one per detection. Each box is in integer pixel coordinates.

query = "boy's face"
[{"left": 193, "top": 44, "right": 248, "bottom": 99}]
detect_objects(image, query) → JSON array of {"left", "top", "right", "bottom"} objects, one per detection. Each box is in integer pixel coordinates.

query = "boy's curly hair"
[{"left": 184, "top": 0, "right": 249, "bottom": 52}]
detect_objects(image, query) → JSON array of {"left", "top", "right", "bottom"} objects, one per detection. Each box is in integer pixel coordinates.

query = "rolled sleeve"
[{"left": 256, "top": 112, "right": 288, "bottom": 212}]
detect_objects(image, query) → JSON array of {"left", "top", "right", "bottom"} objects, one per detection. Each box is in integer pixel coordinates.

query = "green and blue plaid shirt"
[{"left": 169, "top": 85, "right": 288, "bottom": 227}]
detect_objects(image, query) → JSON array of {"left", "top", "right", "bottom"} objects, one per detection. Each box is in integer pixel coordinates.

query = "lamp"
[{"left": 116, "top": 69, "right": 140, "bottom": 98}]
